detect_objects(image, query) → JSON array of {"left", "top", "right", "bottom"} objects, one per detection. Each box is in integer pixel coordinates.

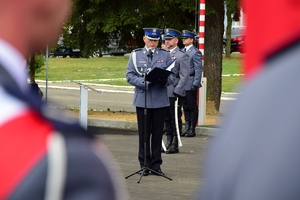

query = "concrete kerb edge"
[
  {"left": 88, "top": 118, "right": 138, "bottom": 130},
  {"left": 87, "top": 118, "right": 219, "bottom": 137}
]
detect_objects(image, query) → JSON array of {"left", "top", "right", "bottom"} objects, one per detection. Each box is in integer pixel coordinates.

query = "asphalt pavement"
[
  {"left": 37, "top": 80, "right": 237, "bottom": 115},
  {"left": 38, "top": 81, "right": 222, "bottom": 199},
  {"left": 37, "top": 80, "right": 233, "bottom": 136},
  {"left": 89, "top": 126, "right": 212, "bottom": 200},
  {"left": 34, "top": 71, "right": 240, "bottom": 199}
]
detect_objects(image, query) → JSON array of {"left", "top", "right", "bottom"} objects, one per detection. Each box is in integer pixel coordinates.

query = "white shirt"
[
  {"left": 185, "top": 44, "right": 193, "bottom": 52},
  {"left": 0, "top": 38, "right": 29, "bottom": 126},
  {"left": 145, "top": 46, "right": 155, "bottom": 54},
  {"left": 0, "top": 38, "right": 28, "bottom": 91},
  {"left": 169, "top": 47, "right": 177, "bottom": 53}
]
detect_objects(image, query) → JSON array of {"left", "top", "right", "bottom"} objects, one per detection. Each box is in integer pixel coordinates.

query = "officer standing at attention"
[
  {"left": 163, "top": 28, "right": 190, "bottom": 154},
  {"left": 180, "top": 30, "right": 203, "bottom": 137},
  {"left": 126, "top": 28, "right": 173, "bottom": 175}
]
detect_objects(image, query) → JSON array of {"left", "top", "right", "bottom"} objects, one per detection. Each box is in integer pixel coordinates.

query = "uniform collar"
[
  {"left": 169, "top": 46, "right": 178, "bottom": 54},
  {"left": 0, "top": 38, "right": 28, "bottom": 91},
  {"left": 185, "top": 44, "right": 193, "bottom": 52},
  {"left": 143, "top": 46, "right": 158, "bottom": 55}
]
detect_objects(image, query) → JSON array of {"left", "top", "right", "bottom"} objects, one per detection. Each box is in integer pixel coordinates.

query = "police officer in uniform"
[
  {"left": 126, "top": 28, "right": 173, "bottom": 175},
  {"left": 181, "top": 30, "right": 203, "bottom": 137},
  {"left": 162, "top": 28, "right": 190, "bottom": 154}
]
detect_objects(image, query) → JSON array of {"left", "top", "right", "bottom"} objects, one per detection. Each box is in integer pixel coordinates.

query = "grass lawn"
[
  {"left": 36, "top": 54, "right": 244, "bottom": 92},
  {"left": 222, "top": 53, "right": 243, "bottom": 74},
  {"left": 222, "top": 53, "right": 244, "bottom": 92}
]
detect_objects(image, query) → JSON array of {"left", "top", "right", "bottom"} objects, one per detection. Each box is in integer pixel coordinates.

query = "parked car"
[
  {"left": 223, "top": 26, "right": 245, "bottom": 54},
  {"left": 101, "top": 35, "right": 127, "bottom": 56},
  {"left": 52, "top": 46, "right": 82, "bottom": 58}
]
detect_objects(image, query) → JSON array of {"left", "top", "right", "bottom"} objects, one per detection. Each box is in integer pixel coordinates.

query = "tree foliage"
[
  {"left": 64, "top": 0, "right": 197, "bottom": 54},
  {"left": 63, "top": 0, "right": 226, "bottom": 112},
  {"left": 28, "top": 54, "right": 45, "bottom": 83}
]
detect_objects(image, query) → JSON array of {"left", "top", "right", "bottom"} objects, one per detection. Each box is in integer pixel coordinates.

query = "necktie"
[{"left": 150, "top": 51, "right": 153, "bottom": 60}]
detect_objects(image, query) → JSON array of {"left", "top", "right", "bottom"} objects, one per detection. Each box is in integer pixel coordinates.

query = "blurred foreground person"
[
  {"left": 199, "top": 0, "right": 300, "bottom": 199},
  {"left": 0, "top": 0, "right": 126, "bottom": 199}
]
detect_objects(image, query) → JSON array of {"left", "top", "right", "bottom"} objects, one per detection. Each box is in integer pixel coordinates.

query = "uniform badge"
[{"left": 156, "top": 60, "right": 166, "bottom": 63}]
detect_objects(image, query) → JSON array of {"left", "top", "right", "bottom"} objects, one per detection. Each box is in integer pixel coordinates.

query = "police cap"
[
  {"left": 143, "top": 28, "right": 163, "bottom": 41},
  {"left": 181, "top": 30, "right": 196, "bottom": 39},
  {"left": 164, "top": 28, "right": 180, "bottom": 39}
]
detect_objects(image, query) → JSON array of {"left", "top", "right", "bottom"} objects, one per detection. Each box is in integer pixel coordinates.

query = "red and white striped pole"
[
  {"left": 198, "top": 0, "right": 207, "bottom": 125},
  {"left": 199, "top": 0, "right": 205, "bottom": 60}
]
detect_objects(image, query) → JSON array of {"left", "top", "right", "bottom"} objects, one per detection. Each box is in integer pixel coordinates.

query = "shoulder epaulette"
[
  {"left": 159, "top": 48, "right": 169, "bottom": 52},
  {"left": 133, "top": 48, "right": 142, "bottom": 52}
]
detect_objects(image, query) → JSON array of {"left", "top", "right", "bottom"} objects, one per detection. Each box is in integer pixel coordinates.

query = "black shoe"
[
  {"left": 166, "top": 136, "right": 179, "bottom": 154},
  {"left": 185, "top": 132, "right": 196, "bottom": 137},
  {"left": 151, "top": 169, "right": 165, "bottom": 176},
  {"left": 165, "top": 135, "right": 173, "bottom": 149},
  {"left": 166, "top": 147, "right": 179, "bottom": 154},
  {"left": 181, "top": 121, "right": 190, "bottom": 136},
  {"left": 161, "top": 146, "right": 165, "bottom": 153},
  {"left": 186, "top": 123, "right": 196, "bottom": 137}
]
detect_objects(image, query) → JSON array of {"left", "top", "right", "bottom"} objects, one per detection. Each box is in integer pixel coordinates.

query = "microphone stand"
[{"left": 125, "top": 49, "right": 172, "bottom": 183}]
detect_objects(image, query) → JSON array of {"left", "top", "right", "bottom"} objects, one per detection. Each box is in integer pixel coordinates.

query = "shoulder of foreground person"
[{"left": 62, "top": 134, "right": 128, "bottom": 200}]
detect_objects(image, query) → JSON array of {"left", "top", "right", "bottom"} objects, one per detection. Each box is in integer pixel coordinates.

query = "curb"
[{"left": 88, "top": 118, "right": 219, "bottom": 137}]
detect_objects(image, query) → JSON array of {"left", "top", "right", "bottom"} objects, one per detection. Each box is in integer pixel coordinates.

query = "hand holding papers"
[{"left": 146, "top": 67, "right": 172, "bottom": 84}]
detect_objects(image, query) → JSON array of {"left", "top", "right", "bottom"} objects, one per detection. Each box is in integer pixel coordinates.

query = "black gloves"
[
  {"left": 156, "top": 77, "right": 168, "bottom": 86},
  {"left": 191, "top": 85, "right": 198, "bottom": 93},
  {"left": 174, "top": 92, "right": 182, "bottom": 98},
  {"left": 148, "top": 78, "right": 168, "bottom": 87}
]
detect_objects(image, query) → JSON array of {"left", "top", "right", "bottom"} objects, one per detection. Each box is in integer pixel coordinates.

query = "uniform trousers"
[
  {"left": 136, "top": 106, "right": 167, "bottom": 170},
  {"left": 165, "top": 97, "right": 183, "bottom": 136},
  {"left": 182, "top": 90, "right": 199, "bottom": 123}
]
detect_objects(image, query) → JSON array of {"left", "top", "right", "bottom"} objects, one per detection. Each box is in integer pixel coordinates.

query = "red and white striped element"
[
  {"left": 197, "top": 0, "right": 206, "bottom": 126},
  {"left": 0, "top": 88, "right": 54, "bottom": 199},
  {"left": 0, "top": 110, "right": 53, "bottom": 199},
  {"left": 198, "top": 0, "right": 205, "bottom": 60}
]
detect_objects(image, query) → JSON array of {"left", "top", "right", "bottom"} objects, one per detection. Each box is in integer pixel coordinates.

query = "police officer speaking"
[
  {"left": 126, "top": 28, "right": 173, "bottom": 175},
  {"left": 163, "top": 28, "right": 190, "bottom": 154},
  {"left": 181, "top": 30, "right": 203, "bottom": 137}
]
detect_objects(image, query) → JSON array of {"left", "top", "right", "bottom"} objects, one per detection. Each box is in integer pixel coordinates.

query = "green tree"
[
  {"left": 65, "top": 0, "right": 196, "bottom": 54},
  {"left": 65, "top": 0, "right": 226, "bottom": 112},
  {"left": 28, "top": 54, "right": 45, "bottom": 83}
]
